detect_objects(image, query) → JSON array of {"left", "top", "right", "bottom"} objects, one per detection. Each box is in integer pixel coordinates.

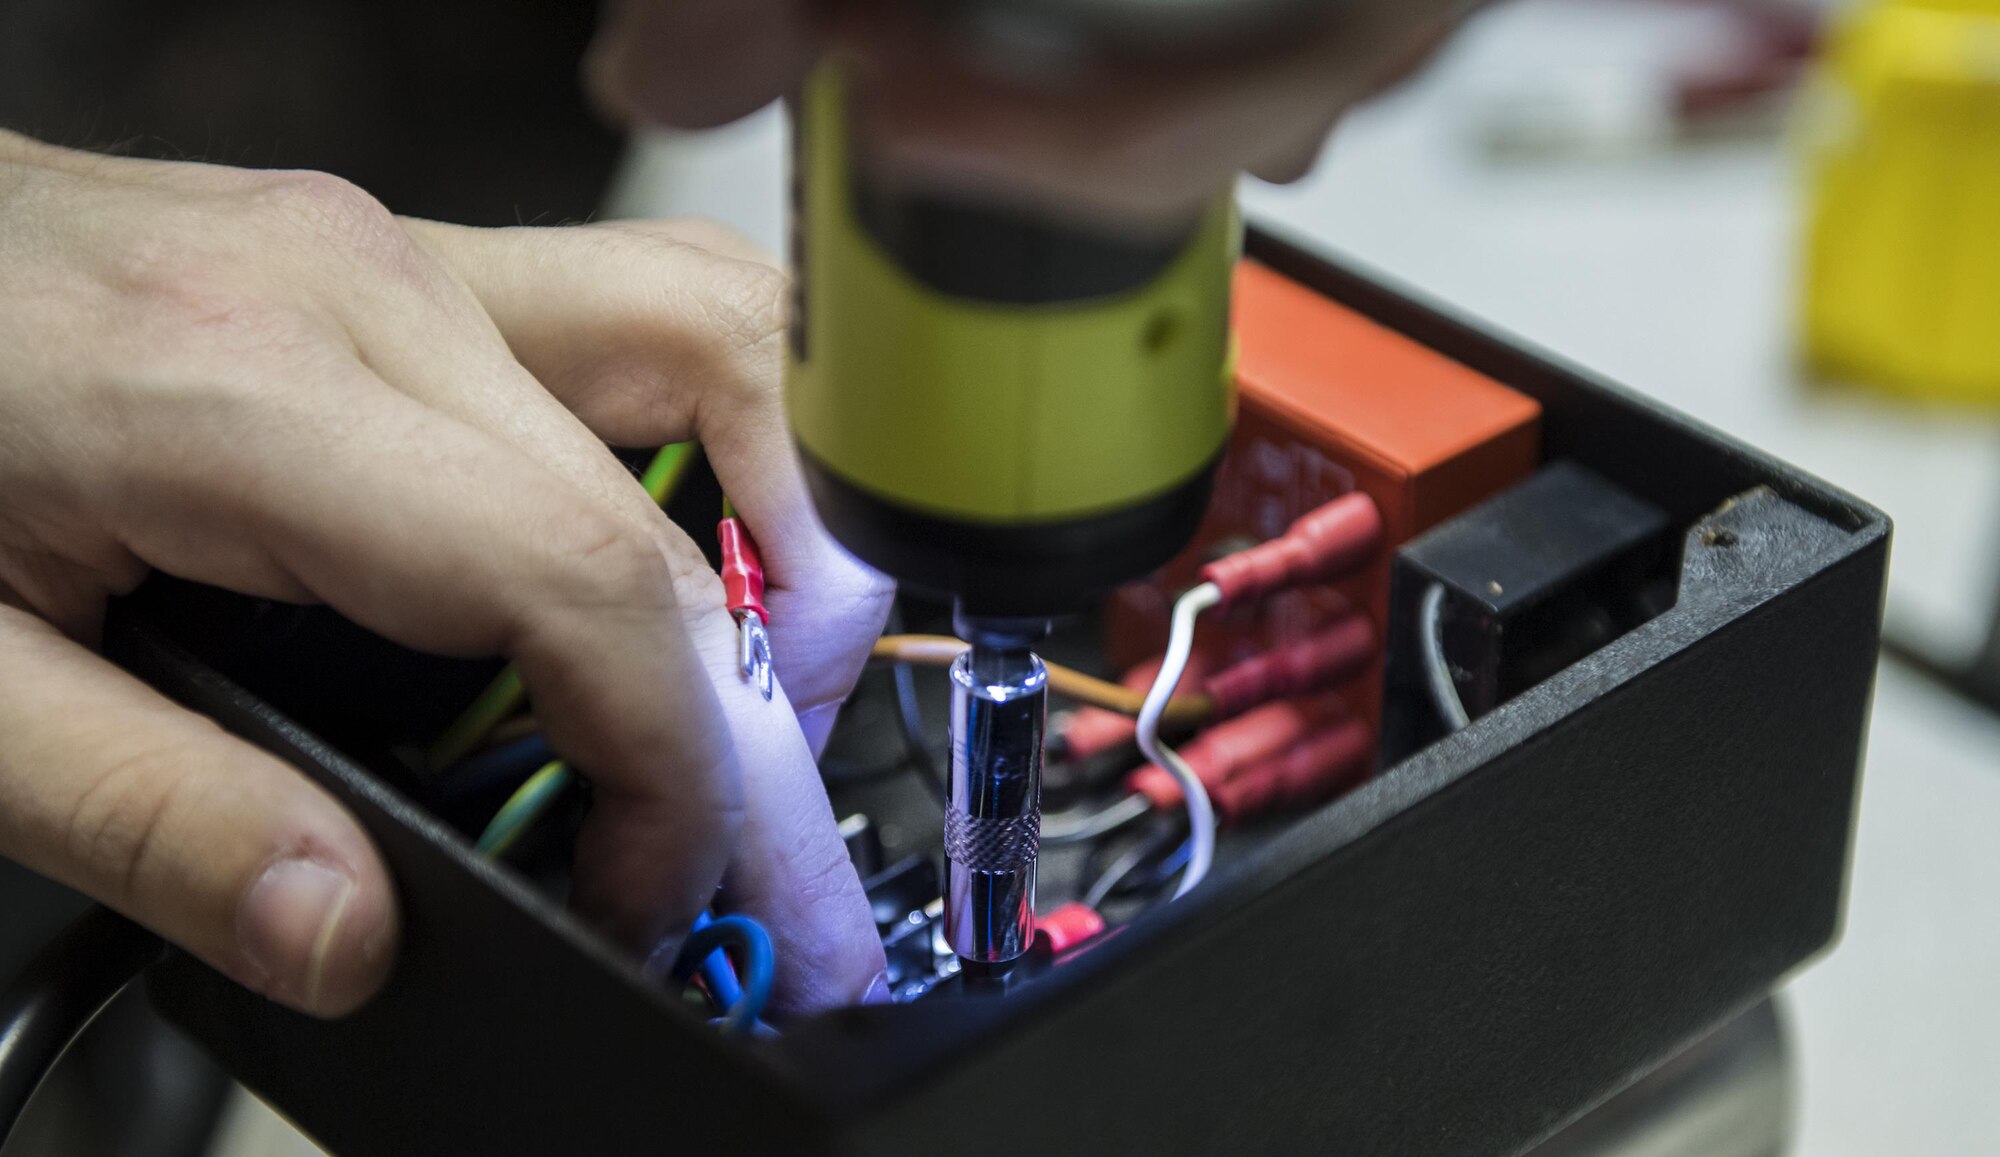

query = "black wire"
[
  {"left": 1082, "top": 821, "right": 1187, "bottom": 912},
  {"left": 1, "top": 906, "right": 165, "bottom": 1147},
  {"left": 885, "top": 604, "right": 948, "bottom": 806}
]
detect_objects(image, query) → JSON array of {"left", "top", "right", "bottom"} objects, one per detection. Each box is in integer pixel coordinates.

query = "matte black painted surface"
[{"left": 114, "top": 233, "right": 1886, "bottom": 1157}]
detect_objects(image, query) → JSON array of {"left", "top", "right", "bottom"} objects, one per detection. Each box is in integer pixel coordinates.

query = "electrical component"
[
  {"left": 1206, "top": 719, "right": 1373, "bottom": 826},
  {"left": 1033, "top": 903, "right": 1106, "bottom": 955},
  {"left": 474, "top": 760, "right": 573, "bottom": 859},
  {"left": 669, "top": 914, "right": 774, "bottom": 1034},
  {"left": 1385, "top": 460, "right": 1672, "bottom": 756},
  {"left": 718, "top": 516, "right": 773, "bottom": 701},
  {"left": 1136, "top": 582, "right": 1224, "bottom": 901},
  {"left": 871, "top": 635, "right": 1212, "bottom": 725},
  {"left": 1041, "top": 794, "right": 1150, "bottom": 846},
  {"left": 1125, "top": 697, "right": 1343, "bottom": 809},
  {"left": 1201, "top": 615, "right": 1374, "bottom": 719},
  {"left": 1050, "top": 652, "right": 1210, "bottom": 764},
  {"left": 1199, "top": 492, "right": 1383, "bottom": 609},
  {"left": 1106, "top": 261, "right": 1542, "bottom": 759}
]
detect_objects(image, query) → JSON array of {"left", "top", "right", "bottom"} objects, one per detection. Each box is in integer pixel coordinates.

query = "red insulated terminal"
[
  {"left": 1204, "top": 615, "right": 1374, "bottom": 719},
  {"left": 1035, "top": 902, "right": 1107, "bottom": 954},
  {"left": 1212, "top": 718, "right": 1373, "bottom": 825},
  {"left": 1053, "top": 652, "right": 1208, "bottom": 763},
  {"left": 1124, "top": 698, "right": 1341, "bottom": 809},
  {"left": 716, "top": 517, "right": 768, "bottom": 623},
  {"left": 1199, "top": 492, "right": 1383, "bottom": 608}
]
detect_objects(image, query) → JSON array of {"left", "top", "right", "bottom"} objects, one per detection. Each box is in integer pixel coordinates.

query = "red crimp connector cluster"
[
  {"left": 1203, "top": 615, "right": 1374, "bottom": 719},
  {"left": 1199, "top": 491, "right": 1383, "bottom": 608},
  {"left": 716, "top": 517, "right": 767, "bottom": 622},
  {"left": 1209, "top": 719, "right": 1372, "bottom": 825},
  {"left": 1035, "top": 902, "right": 1107, "bottom": 954},
  {"left": 1053, "top": 652, "right": 1209, "bottom": 763},
  {"left": 1124, "top": 698, "right": 1343, "bottom": 809}
]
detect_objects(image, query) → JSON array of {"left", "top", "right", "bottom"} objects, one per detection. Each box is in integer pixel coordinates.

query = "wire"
[
  {"left": 426, "top": 665, "right": 524, "bottom": 774},
  {"left": 1041, "top": 793, "right": 1150, "bottom": 846},
  {"left": 475, "top": 761, "right": 574, "bottom": 858},
  {"left": 429, "top": 442, "right": 694, "bottom": 773},
  {"left": 879, "top": 606, "right": 950, "bottom": 805},
  {"left": 641, "top": 441, "right": 696, "bottom": 507},
  {"left": 431, "top": 733, "right": 554, "bottom": 808},
  {"left": 470, "top": 768, "right": 772, "bottom": 1035},
  {"left": 871, "top": 635, "right": 1214, "bottom": 726},
  {"left": 671, "top": 915, "right": 774, "bottom": 1033},
  {"left": 688, "top": 910, "right": 744, "bottom": 1013},
  {"left": 1082, "top": 823, "right": 1186, "bottom": 911},
  {"left": 0, "top": 907, "right": 166, "bottom": 1147},
  {"left": 1420, "top": 583, "right": 1471, "bottom": 732},
  {"left": 1138, "top": 582, "right": 1223, "bottom": 900}
]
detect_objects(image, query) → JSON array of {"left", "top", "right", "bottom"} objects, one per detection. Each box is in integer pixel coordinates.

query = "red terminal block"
[
  {"left": 1211, "top": 718, "right": 1373, "bottom": 826},
  {"left": 1199, "top": 492, "right": 1383, "bottom": 609},
  {"left": 1203, "top": 615, "right": 1375, "bottom": 720},
  {"left": 1053, "top": 652, "right": 1209, "bottom": 763},
  {"left": 1124, "top": 698, "right": 1342, "bottom": 809},
  {"left": 717, "top": 517, "right": 767, "bottom": 623},
  {"left": 1035, "top": 902, "right": 1107, "bottom": 954}
]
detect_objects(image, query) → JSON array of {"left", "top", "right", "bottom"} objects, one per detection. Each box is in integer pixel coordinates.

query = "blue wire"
[
  {"left": 673, "top": 914, "right": 775, "bottom": 1033},
  {"left": 690, "top": 910, "right": 743, "bottom": 1011}
]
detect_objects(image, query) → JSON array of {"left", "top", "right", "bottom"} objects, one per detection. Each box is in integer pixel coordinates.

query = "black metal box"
[{"left": 109, "top": 229, "right": 1888, "bottom": 1157}]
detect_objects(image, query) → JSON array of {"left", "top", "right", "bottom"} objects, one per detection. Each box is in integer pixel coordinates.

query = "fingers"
[
  {"left": 586, "top": 0, "right": 820, "bottom": 129},
  {"left": 0, "top": 606, "right": 396, "bottom": 1016},
  {"left": 108, "top": 355, "right": 742, "bottom": 951},
  {"left": 715, "top": 712, "right": 888, "bottom": 1013},
  {"left": 406, "top": 218, "right": 894, "bottom": 738},
  {"left": 399, "top": 217, "right": 887, "bottom": 1008}
]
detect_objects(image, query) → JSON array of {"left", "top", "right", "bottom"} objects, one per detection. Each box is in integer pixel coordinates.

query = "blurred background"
[{"left": 4, "top": 0, "right": 1999, "bottom": 1153}]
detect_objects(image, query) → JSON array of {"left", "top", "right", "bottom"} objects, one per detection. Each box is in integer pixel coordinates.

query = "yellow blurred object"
[{"left": 1801, "top": 0, "right": 2000, "bottom": 403}]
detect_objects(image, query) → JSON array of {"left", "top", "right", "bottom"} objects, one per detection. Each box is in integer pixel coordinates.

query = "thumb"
[{"left": 0, "top": 607, "right": 398, "bottom": 1016}]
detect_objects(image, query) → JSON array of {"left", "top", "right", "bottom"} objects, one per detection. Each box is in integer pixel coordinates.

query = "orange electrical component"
[{"left": 1105, "top": 260, "right": 1541, "bottom": 776}]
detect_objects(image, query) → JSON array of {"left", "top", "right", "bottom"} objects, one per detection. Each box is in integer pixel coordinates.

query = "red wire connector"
[
  {"left": 1052, "top": 652, "right": 1209, "bottom": 763},
  {"left": 718, "top": 517, "right": 773, "bottom": 700},
  {"left": 1209, "top": 719, "right": 1372, "bottom": 825},
  {"left": 1124, "top": 698, "right": 1342, "bottom": 809},
  {"left": 1203, "top": 615, "right": 1374, "bottom": 720},
  {"left": 1199, "top": 492, "right": 1382, "bottom": 608},
  {"left": 1035, "top": 902, "right": 1107, "bottom": 954}
]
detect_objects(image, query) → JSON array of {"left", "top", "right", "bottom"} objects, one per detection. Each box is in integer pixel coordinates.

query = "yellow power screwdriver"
[{"left": 784, "top": 7, "right": 1259, "bottom": 974}]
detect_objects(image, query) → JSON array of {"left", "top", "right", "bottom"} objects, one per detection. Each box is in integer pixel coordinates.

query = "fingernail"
[
  {"left": 238, "top": 857, "right": 357, "bottom": 1012},
  {"left": 861, "top": 970, "right": 893, "bottom": 1006}
]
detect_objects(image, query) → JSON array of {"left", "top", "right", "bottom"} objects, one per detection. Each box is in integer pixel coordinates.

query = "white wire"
[
  {"left": 1040, "top": 793, "right": 1150, "bottom": 846},
  {"left": 1138, "top": 581, "right": 1223, "bottom": 900},
  {"left": 1420, "top": 582, "right": 1471, "bottom": 732}
]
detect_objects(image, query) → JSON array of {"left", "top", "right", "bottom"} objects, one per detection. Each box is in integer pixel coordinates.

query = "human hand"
[
  {"left": 587, "top": 0, "right": 1466, "bottom": 222},
  {"left": 0, "top": 133, "right": 889, "bottom": 1017}
]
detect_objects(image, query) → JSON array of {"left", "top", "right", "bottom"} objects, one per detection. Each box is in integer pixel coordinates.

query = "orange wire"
[{"left": 870, "top": 634, "right": 1214, "bottom": 726}]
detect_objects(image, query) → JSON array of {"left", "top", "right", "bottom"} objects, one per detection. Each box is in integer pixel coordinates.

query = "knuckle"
[
  {"left": 250, "top": 170, "right": 422, "bottom": 273},
  {"left": 710, "top": 259, "right": 789, "bottom": 359},
  {"left": 566, "top": 514, "right": 681, "bottom": 617},
  {"left": 63, "top": 742, "right": 196, "bottom": 905}
]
